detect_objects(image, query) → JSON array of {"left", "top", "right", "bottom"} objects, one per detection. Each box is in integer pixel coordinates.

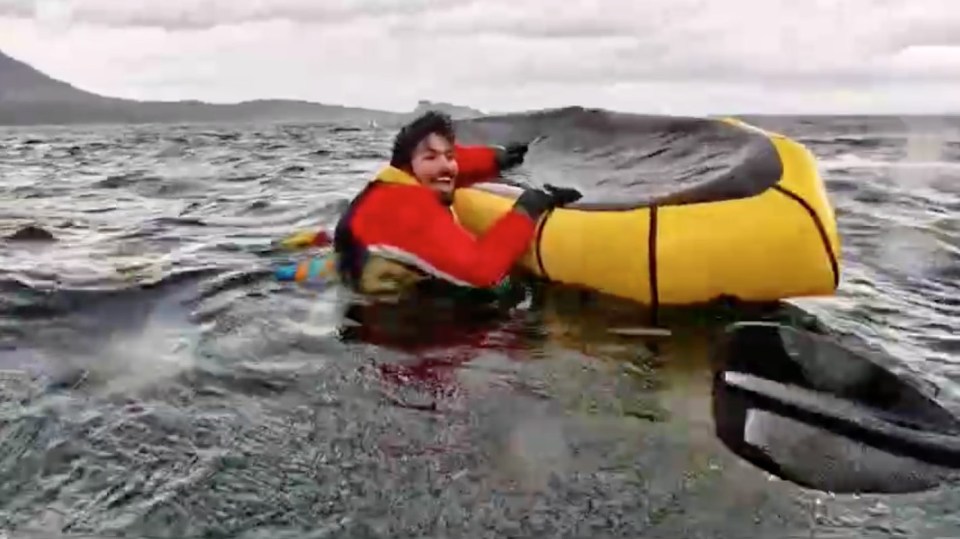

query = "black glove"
[
  {"left": 495, "top": 142, "right": 529, "bottom": 170},
  {"left": 543, "top": 183, "right": 582, "bottom": 205},
  {"left": 513, "top": 183, "right": 583, "bottom": 220}
]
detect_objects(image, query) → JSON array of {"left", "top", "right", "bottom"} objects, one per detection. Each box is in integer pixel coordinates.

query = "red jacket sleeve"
[
  {"left": 454, "top": 144, "right": 501, "bottom": 188},
  {"left": 352, "top": 184, "right": 536, "bottom": 288}
]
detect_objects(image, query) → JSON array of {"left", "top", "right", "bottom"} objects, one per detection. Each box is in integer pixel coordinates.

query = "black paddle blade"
[{"left": 711, "top": 321, "right": 960, "bottom": 494}]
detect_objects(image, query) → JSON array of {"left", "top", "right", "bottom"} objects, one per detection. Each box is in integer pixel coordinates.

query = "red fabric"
[
  {"left": 350, "top": 182, "right": 536, "bottom": 287},
  {"left": 454, "top": 144, "right": 500, "bottom": 188},
  {"left": 313, "top": 145, "right": 502, "bottom": 243},
  {"left": 311, "top": 229, "right": 332, "bottom": 247}
]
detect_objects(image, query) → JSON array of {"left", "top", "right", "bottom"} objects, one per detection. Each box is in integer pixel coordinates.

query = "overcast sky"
[{"left": 1, "top": 0, "right": 960, "bottom": 114}]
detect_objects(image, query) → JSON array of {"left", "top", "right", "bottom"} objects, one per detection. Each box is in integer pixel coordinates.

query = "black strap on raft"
[
  {"left": 333, "top": 181, "right": 381, "bottom": 288},
  {"left": 771, "top": 185, "right": 840, "bottom": 289},
  {"left": 648, "top": 204, "right": 660, "bottom": 326}
]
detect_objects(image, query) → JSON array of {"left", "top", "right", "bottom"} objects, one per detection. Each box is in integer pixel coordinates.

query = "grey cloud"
[
  {"left": 3, "top": 0, "right": 960, "bottom": 114},
  {"left": 472, "top": 51, "right": 960, "bottom": 88},
  {"left": 0, "top": 0, "right": 32, "bottom": 18},
  {"left": 388, "top": 1, "right": 696, "bottom": 40},
  {"left": 389, "top": 11, "right": 636, "bottom": 39},
  {"left": 411, "top": 0, "right": 960, "bottom": 87},
  {"left": 5, "top": 0, "right": 474, "bottom": 29}
]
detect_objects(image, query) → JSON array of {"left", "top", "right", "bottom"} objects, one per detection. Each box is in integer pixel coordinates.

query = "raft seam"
[
  {"left": 648, "top": 205, "right": 660, "bottom": 312},
  {"left": 534, "top": 209, "right": 552, "bottom": 280},
  {"left": 772, "top": 185, "right": 840, "bottom": 289}
]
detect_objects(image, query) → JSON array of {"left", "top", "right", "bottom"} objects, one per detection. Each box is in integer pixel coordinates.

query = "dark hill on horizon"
[
  {"left": 0, "top": 49, "right": 485, "bottom": 126},
  {"left": 4, "top": 49, "right": 955, "bottom": 127}
]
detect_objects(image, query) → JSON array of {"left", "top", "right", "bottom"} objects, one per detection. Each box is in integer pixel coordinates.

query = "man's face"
[{"left": 410, "top": 133, "right": 459, "bottom": 199}]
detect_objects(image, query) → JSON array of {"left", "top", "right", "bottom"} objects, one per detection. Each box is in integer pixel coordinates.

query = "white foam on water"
[
  {"left": 821, "top": 152, "right": 960, "bottom": 171},
  {"left": 877, "top": 225, "right": 955, "bottom": 280},
  {"left": 91, "top": 318, "right": 200, "bottom": 397}
]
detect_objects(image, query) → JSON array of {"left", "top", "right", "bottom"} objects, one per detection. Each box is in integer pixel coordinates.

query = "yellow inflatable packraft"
[{"left": 451, "top": 117, "right": 841, "bottom": 307}]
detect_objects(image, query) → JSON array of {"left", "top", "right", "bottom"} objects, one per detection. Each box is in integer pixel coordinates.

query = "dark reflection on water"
[
  {"left": 711, "top": 322, "right": 960, "bottom": 495},
  {"left": 339, "top": 282, "right": 960, "bottom": 497}
]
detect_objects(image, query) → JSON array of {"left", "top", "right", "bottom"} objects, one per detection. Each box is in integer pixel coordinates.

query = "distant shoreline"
[
  {"left": 3, "top": 50, "right": 960, "bottom": 127},
  {"left": 0, "top": 48, "right": 486, "bottom": 127},
  {"left": 3, "top": 109, "right": 960, "bottom": 128}
]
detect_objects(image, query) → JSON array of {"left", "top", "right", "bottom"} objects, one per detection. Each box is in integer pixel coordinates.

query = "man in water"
[{"left": 332, "top": 110, "right": 581, "bottom": 297}]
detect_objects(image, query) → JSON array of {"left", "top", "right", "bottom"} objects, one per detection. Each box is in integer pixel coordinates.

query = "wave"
[{"left": 821, "top": 152, "right": 960, "bottom": 170}]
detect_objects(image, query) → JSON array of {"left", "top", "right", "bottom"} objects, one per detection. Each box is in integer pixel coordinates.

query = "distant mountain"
[
  {"left": 411, "top": 99, "right": 485, "bottom": 119},
  {"left": 0, "top": 50, "right": 106, "bottom": 104},
  {"left": 0, "top": 49, "right": 485, "bottom": 126}
]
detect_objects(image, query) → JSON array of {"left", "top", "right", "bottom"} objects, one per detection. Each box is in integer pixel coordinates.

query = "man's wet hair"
[{"left": 390, "top": 110, "right": 456, "bottom": 169}]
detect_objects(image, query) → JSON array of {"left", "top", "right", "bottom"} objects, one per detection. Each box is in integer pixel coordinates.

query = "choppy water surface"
[{"left": 0, "top": 111, "right": 958, "bottom": 538}]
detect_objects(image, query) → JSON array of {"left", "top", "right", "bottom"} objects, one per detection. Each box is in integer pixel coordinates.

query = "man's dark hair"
[{"left": 390, "top": 110, "right": 456, "bottom": 169}]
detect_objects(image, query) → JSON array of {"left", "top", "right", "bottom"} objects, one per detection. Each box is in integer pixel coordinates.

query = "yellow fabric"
[
  {"left": 358, "top": 256, "right": 430, "bottom": 296},
  {"left": 375, "top": 165, "right": 421, "bottom": 186},
  {"left": 278, "top": 229, "right": 320, "bottom": 250},
  {"left": 722, "top": 118, "right": 842, "bottom": 263},
  {"left": 451, "top": 118, "right": 841, "bottom": 307}
]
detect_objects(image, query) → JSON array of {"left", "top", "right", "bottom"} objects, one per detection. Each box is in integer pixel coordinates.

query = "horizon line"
[{"left": 3, "top": 48, "right": 960, "bottom": 119}]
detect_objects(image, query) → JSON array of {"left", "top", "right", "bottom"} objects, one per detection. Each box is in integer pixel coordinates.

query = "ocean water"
[{"left": 0, "top": 109, "right": 958, "bottom": 538}]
